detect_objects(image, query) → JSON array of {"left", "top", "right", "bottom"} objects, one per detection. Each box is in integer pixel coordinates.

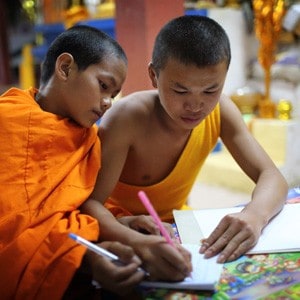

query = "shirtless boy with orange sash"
[{"left": 82, "top": 16, "right": 288, "bottom": 266}]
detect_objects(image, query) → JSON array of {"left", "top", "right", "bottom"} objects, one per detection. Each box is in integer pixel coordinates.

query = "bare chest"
[{"left": 120, "top": 130, "right": 191, "bottom": 186}]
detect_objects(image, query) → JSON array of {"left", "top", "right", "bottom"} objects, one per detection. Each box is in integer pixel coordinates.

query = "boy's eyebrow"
[
  {"left": 172, "top": 81, "right": 220, "bottom": 91},
  {"left": 171, "top": 81, "right": 188, "bottom": 89}
]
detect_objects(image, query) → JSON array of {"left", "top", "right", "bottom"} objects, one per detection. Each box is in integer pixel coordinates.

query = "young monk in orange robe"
[{"left": 0, "top": 25, "right": 145, "bottom": 299}]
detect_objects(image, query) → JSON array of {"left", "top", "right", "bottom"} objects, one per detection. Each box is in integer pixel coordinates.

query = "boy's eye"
[
  {"left": 173, "top": 89, "right": 187, "bottom": 94},
  {"left": 99, "top": 81, "right": 108, "bottom": 90},
  {"left": 204, "top": 90, "right": 217, "bottom": 94}
]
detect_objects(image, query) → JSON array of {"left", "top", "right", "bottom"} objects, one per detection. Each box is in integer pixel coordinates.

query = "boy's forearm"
[
  {"left": 81, "top": 198, "right": 145, "bottom": 246},
  {"left": 243, "top": 169, "right": 288, "bottom": 227}
]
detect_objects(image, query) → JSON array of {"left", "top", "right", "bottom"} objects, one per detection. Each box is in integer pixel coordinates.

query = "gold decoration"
[
  {"left": 22, "top": 0, "right": 36, "bottom": 22},
  {"left": 230, "top": 86, "right": 262, "bottom": 115},
  {"left": 64, "top": 1, "right": 89, "bottom": 28},
  {"left": 258, "top": 100, "right": 276, "bottom": 119},
  {"left": 253, "top": 0, "right": 286, "bottom": 118},
  {"left": 226, "top": 0, "right": 240, "bottom": 8},
  {"left": 277, "top": 99, "right": 292, "bottom": 120}
]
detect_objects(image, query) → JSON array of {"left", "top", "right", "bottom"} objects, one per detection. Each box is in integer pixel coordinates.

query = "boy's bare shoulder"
[
  {"left": 101, "top": 90, "right": 158, "bottom": 128},
  {"left": 112, "top": 90, "right": 158, "bottom": 116},
  {"left": 120, "top": 90, "right": 157, "bottom": 105}
]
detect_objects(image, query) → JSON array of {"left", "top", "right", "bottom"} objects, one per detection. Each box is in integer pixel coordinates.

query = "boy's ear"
[
  {"left": 148, "top": 62, "right": 158, "bottom": 88},
  {"left": 56, "top": 53, "right": 74, "bottom": 80}
]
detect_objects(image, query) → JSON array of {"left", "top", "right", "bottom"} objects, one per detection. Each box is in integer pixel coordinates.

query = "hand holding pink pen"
[
  {"left": 138, "top": 190, "right": 175, "bottom": 247},
  {"left": 138, "top": 190, "right": 193, "bottom": 280}
]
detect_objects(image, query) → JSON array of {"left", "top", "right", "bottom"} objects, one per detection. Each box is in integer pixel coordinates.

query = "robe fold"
[
  {"left": 0, "top": 88, "right": 100, "bottom": 299},
  {"left": 105, "top": 104, "right": 221, "bottom": 222}
]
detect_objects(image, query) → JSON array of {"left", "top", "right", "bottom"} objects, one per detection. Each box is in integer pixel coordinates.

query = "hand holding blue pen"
[
  {"left": 68, "top": 233, "right": 149, "bottom": 294},
  {"left": 69, "top": 233, "right": 148, "bottom": 275}
]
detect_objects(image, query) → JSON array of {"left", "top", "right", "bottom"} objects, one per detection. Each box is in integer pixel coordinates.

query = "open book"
[
  {"left": 174, "top": 203, "right": 300, "bottom": 255},
  {"left": 140, "top": 243, "right": 223, "bottom": 290}
]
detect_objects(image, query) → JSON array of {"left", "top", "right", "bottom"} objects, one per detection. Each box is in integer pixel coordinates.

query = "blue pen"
[
  {"left": 69, "top": 233, "right": 148, "bottom": 275},
  {"left": 69, "top": 233, "right": 120, "bottom": 261}
]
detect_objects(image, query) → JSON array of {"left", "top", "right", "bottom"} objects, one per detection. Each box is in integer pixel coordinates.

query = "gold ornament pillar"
[{"left": 253, "top": 0, "right": 286, "bottom": 118}]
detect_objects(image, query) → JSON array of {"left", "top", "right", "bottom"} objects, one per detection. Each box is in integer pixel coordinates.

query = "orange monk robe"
[
  {"left": 0, "top": 88, "right": 101, "bottom": 299},
  {"left": 105, "top": 104, "right": 220, "bottom": 222}
]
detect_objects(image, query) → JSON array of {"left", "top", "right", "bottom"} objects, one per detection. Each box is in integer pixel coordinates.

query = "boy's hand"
[
  {"left": 199, "top": 211, "right": 261, "bottom": 263},
  {"left": 133, "top": 235, "right": 192, "bottom": 281},
  {"left": 118, "top": 215, "right": 175, "bottom": 238},
  {"left": 87, "top": 241, "right": 145, "bottom": 296}
]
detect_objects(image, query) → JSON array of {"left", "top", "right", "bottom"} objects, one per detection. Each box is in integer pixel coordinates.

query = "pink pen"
[{"left": 138, "top": 190, "right": 175, "bottom": 247}]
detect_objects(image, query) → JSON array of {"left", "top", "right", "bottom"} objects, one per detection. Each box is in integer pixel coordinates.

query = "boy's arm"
[
  {"left": 91, "top": 105, "right": 130, "bottom": 205},
  {"left": 200, "top": 94, "right": 288, "bottom": 263},
  {"left": 81, "top": 100, "right": 192, "bottom": 280}
]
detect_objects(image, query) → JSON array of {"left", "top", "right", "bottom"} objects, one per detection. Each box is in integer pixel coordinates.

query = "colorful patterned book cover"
[
  {"left": 140, "top": 252, "right": 300, "bottom": 299},
  {"left": 215, "top": 252, "right": 300, "bottom": 299}
]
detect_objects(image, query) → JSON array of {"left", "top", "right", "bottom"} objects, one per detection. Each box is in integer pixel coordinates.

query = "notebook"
[
  {"left": 140, "top": 243, "right": 223, "bottom": 290},
  {"left": 174, "top": 202, "right": 300, "bottom": 254}
]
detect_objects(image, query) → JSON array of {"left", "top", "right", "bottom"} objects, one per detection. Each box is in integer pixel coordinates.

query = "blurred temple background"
[{"left": 1, "top": 0, "right": 300, "bottom": 205}]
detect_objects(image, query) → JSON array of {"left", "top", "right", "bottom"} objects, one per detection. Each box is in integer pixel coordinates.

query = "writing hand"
[
  {"left": 134, "top": 235, "right": 192, "bottom": 281},
  {"left": 199, "top": 211, "right": 262, "bottom": 263}
]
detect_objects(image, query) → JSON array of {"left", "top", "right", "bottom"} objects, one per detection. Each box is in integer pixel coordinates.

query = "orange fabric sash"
[
  {"left": 0, "top": 88, "right": 100, "bottom": 299},
  {"left": 105, "top": 104, "right": 220, "bottom": 222}
]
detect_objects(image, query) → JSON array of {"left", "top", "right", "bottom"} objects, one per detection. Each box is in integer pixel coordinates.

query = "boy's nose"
[
  {"left": 185, "top": 100, "right": 204, "bottom": 112},
  {"left": 101, "top": 97, "right": 112, "bottom": 110}
]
